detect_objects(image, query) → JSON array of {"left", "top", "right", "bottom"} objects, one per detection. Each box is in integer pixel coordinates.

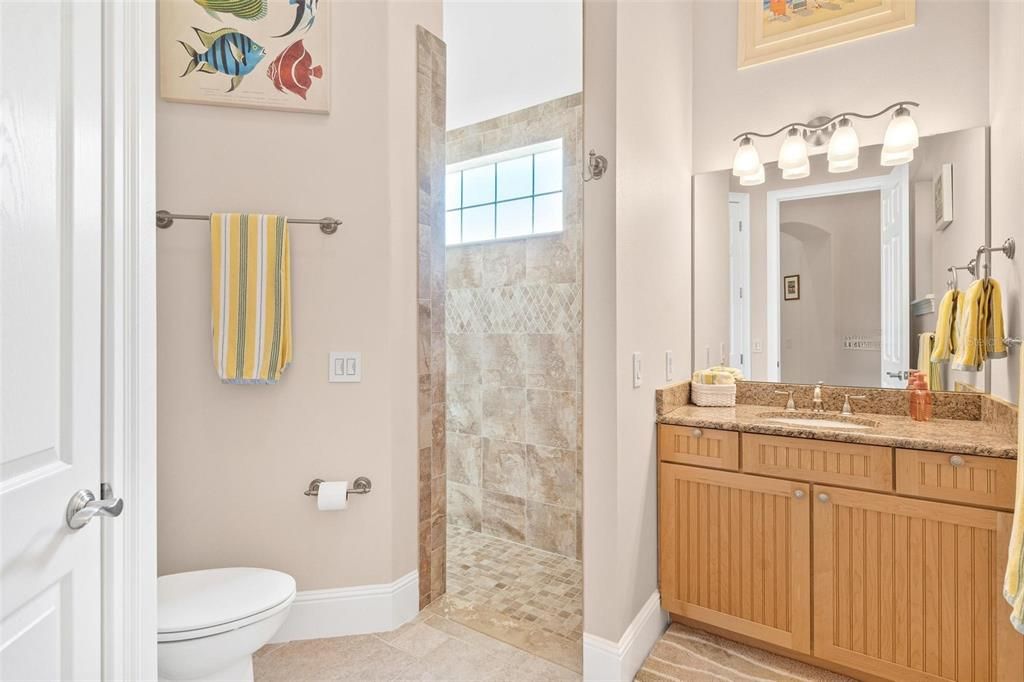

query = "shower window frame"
[{"left": 445, "top": 139, "right": 564, "bottom": 246}]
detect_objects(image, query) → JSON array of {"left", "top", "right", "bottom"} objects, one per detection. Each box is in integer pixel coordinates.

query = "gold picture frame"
[{"left": 738, "top": 0, "right": 915, "bottom": 69}]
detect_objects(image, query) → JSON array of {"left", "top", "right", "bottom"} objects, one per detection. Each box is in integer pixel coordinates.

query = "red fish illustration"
[{"left": 266, "top": 40, "right": 323, "bottom": 100}]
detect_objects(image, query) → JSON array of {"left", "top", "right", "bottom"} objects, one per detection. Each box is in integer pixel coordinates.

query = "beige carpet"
[{"left": 636, "top": 624, "right": 854, "bottom": 682}]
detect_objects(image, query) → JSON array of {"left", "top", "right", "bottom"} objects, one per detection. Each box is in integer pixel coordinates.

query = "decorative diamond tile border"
[{"left": 446, "top": 284, "right": 582, "bottom": 335}]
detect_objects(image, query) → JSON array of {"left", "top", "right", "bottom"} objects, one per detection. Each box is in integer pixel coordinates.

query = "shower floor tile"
[{"left": 441, "top": 525, "right": 583, "bottom": 672}]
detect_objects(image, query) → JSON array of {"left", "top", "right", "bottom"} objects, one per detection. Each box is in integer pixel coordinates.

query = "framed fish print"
[
  {"left": 159, "top": 0, "right": 330, "bottom": 114},
  {"left": 738, "top": 0, "right": 915, "bottom": 69}
]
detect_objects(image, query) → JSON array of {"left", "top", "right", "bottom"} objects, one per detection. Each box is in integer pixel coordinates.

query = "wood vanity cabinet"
[{"left": 657, "top": 426, "right": 1024, "bottom": 681}]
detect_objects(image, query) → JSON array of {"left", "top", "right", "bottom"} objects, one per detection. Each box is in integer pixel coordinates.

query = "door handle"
[{"left": 66, "top": 486, "right": 124, "bottom": 530}]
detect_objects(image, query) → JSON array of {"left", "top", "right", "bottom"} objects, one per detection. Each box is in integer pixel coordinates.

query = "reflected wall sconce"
[{"left": 730, "top": 101, "right": 920, "bottom": 186}]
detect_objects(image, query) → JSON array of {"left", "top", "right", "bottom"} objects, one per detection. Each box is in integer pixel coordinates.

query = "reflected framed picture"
[
  {"left": 784, "top": 274, "right": 800, "bottom": 301},
  {"left": 934, "top": 162, "right": 954, "bottom": 231},
  {"left": 738, "top": 0, "right": 916, "bottom": 69},
  {"left": 159, "top": 0, "right": 331, "bottom": 114}
]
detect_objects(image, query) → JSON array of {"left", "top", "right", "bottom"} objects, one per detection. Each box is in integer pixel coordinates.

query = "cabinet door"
[
  {"left": 659, "top": 464, "right": 811, "bottom": 653},
  {"left": 813, "top": 485, "right": 1021, "bottom": 681}
]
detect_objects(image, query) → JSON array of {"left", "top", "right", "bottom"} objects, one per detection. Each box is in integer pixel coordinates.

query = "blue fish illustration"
[
  {"left": 274, "top": 0, "right": 318, "bottom": 38},
  {"left": 179, "top": 27, "right": 266, "bottom": 93}
]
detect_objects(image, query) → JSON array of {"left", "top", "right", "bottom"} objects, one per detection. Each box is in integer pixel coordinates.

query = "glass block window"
[{"left": 445, "top": 140, "right": 563, "bottom": 245}]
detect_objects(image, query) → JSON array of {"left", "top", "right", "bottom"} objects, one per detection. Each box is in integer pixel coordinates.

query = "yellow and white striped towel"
[{"left": 211, "top": 213, "right": 292, "bottom": 384}]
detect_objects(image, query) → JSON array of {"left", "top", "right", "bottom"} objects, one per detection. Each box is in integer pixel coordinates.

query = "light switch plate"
[
  {"left": 329, "top": 352, "right": 362, "bottom": 383},
  {"left": 633, "top": 352, "right": 642, "bottom": 388},
  {"left": 665, "top": 351, "right": 673, "bottom": 381}
]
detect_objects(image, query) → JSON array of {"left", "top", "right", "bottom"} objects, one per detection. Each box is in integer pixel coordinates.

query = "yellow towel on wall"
[
  {"left": 930, "top": 288, "right": 962, "bottom": 364},
  {"left": 916, "top": 332, "right": 942, "bottom": 392},
  {"left": 952, "top": 278, "right": 1007, "bottom": 371},
  {"left": 1003, "top": 352, "right": 1024, "bottom": 634},
  {"left": 211, "top": 213, "right": 292, "bottom": 384}
]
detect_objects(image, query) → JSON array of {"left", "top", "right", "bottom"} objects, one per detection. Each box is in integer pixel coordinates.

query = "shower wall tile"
[
  {"left": 481, "top": 240, "right": 526, "bottom": 288},
  {"left": 417, "top": 27, "right": 446, "bottom": 607},
  {"left": 526, "top": 501, "right": 576, "bottom": 558},
  {"left": 445, "top": 93, "right": 582, "bottom": 559},
  {"left": 525, "top": 334, "right": 576, "bottom": 391},
  {"left": 448, "top": 481, "right": 482, "bottom": 532},
  {"left": 446, "top": 333, "right": 482, "bottom": 385},
  {"left": 447, "top": 432, "right": 482, "bottom": 487},
  {"left": 481, "top": 334, "right": 525, "bottom": 387},
  {"left": 526, "top": 389, "right": 578, "bottom": 450},
  {"left": 526, "top": 444, "right": 576, "bottom": 507},
  {"left": 482, "top": 386, "right": 526, "bottom": 442},
  {"left": 482, "top": 490, "right": 527, "bottom": 543},
  {"left": 446, "top": 383, "right": 481, "bottom": 435},
  {"left": 482, "top": 438, "right": 527, "bottom": 497}
]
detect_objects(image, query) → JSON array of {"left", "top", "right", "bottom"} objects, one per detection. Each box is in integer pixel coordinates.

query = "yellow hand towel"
[
  {"left": 211, "top": 213, "right": 292, "bottom": 384},
  {"left": 916, "top": 332, "right": 943, "bottom": 391},
  {"left": 1004, "top": 352, "right": 1024, "bottom": 634},
  {"left": 986, "top": 278, "right": 1008, "bottom": 359},
  {"left": 930, "top": 288, "right": 961, "bottom": 364},
  {"left": 952, "top": 280, "right": 985, "bottom": 372}
]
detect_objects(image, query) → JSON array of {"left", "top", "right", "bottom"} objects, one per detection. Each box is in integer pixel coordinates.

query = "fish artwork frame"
[{"left": 160, "top": 0, "right": 330, "bottom": 114}]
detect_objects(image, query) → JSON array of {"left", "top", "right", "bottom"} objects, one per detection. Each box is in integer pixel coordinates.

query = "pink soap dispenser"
[{"left": 908, "top": 371, "right": 933, "bottom": 422}]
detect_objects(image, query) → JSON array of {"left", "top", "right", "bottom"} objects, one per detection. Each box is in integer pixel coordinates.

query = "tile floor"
[
  {"left": 253, "top": 601, "right": 579, "bottom": 681},
  {"left": 443, "top": 526, "right": 582, "bottom": 671}
]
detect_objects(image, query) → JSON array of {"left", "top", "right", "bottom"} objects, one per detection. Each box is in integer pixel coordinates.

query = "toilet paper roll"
[{"left": 316, "top": 481, "right": 348, "bottom": 511}]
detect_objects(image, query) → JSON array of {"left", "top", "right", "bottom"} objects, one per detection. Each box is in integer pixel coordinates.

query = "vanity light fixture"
[
  {"left": 732, "top": 136, "right": 762, "bottom": 179},
  {"left": 730, "top": 101, "right": 919, "bottom": 185}
]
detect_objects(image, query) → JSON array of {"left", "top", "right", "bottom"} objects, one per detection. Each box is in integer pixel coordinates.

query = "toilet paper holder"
[{"left": 304, "top": 477, "right": 372, "bottom": 498}]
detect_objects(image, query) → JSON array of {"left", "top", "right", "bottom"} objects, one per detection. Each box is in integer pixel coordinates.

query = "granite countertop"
[{"left": 658, "top": 403, "right": 1018, "bottom": 459}]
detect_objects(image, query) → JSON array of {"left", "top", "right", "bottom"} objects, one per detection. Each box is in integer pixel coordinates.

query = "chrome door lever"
[{"left": 66, "top": 486, "right": 124, "bottom": 530}]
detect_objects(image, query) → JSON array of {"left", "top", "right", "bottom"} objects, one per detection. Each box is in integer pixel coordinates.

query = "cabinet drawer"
[
  {"left": 895, "top": 448, "right": 1016, "bottom": 510},
  {"left": 658, "top": 424, "right": 739, "bottom": 470},
  {"left": 741, "top": 433, "right": 893, "bottom": 492}
]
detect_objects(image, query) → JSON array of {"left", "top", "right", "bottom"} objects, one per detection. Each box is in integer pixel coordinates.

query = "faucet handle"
[
  {"left": 775, "top": 389, "right": 796, "bottom": 412},
  {"left": 841, "top": 394, "right": 868, "bottom": 416}
]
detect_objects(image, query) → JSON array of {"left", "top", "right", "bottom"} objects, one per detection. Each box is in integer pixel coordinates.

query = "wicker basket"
[{"left": 690, "top": 382, "right": 737, "bottom": 407}]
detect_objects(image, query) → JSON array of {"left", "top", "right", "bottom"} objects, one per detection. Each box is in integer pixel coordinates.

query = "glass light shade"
[
  {"left": 778, "top": 128, "right": 809, "bottom": 170},
  {"left": 880, "top": 148, "right": 914, "bottom": 166},
  {"left": 739, "top": 164, "right": 765, "bottom": 186},
  {"left": 827, "top": 119, "right": 860, "bottom": 162},
  {"left": 782, "top": 160, "right": 810, "bottom": 180},
  {"left": 732, "top": 137, "right": 761, "bottom": 177},
  {"left": 882, "top": 108, "right": 919, "bottom": 155},
  {"left": 829, "top": 156, "right": 859, "bottom": 173}
]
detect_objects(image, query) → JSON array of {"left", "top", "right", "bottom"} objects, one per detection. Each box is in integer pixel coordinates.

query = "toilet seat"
[{"left": 158, "top": 568, "right": 296, "bottom": 643}]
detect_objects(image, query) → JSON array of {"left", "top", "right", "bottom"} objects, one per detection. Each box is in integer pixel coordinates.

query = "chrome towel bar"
[
  {"left": 304, "top": 477, "right": 372, "bottom": 498},
  {"left": 156, "top": 210, "right": 342, "bottom": 235}
]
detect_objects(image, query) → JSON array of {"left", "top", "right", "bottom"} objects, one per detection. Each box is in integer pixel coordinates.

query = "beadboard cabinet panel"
[
  {"left": 813, "top": 485, "right": 1017, "bottom": 681},
  {"left": 658, "top": 424, "right": 740, "bottom": 470},
  {"left": 659, "top": 464, "right": 811, "bottom": 653},
  {"left": 742, "top": 433, "right": 893, "bottom": 491}
]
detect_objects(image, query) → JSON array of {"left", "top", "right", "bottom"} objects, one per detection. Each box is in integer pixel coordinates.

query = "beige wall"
[
  {"left": 444, "top": 96, "right": 584, "bottom": 560},
  {"left": 692, "top": 0, "right": 991, "bottom": 172},
  {"left": 156, "top": 1, "right": 442, "bottom": 591},
  {"left": 989, "top": 0, "right": 1024, "bottom": 404},
  {"left": 583, "top": 0, "right": 693, "bottom": 642},
  {"left": 691, "top": 171, "right": 731, "bottom": 370}
]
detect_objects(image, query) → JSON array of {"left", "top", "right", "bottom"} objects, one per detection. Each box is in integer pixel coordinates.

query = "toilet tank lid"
[{"left": 158, "top": 567, "right": 296, "bottom": 634}]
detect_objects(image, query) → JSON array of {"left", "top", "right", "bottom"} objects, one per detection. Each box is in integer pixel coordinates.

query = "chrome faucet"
[
  {"left": 841, "top": 394, "right": 868, "bottom": 416},
  {"left": 775, "top": 390, "right": 796, "bottom": 412},
  {"left": 812, "top": 382, "right": 825, "bottom": 413}
]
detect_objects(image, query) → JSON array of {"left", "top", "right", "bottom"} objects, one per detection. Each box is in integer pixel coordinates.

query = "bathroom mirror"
[{"left": 692, "top": 126, "right": 990, "bottom": 392}]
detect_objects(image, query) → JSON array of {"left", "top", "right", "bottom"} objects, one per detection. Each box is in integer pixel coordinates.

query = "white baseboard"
[
  {"left": 270, "top": 570, "right": 419, "bottom": 643},
  {"left": 582, "top": 591, "right": 669, "bottom": 682}
]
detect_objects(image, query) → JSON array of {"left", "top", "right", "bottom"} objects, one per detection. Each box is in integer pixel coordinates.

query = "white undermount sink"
[{"left": 757, "top": 411, "right": 879, "bottom": 430}]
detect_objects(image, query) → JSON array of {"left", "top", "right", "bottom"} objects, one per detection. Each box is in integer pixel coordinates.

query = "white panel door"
[
  {"left": 879, "top": 164, "right": 910, "bottom": 389},
  {"left": 1, "top": 1, "right": 106, "bottom": 679}
]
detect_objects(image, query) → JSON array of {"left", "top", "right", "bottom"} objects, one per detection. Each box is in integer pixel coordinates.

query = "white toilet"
[{"left": 158, "top": 567, "right": 296, "bottom": 682}]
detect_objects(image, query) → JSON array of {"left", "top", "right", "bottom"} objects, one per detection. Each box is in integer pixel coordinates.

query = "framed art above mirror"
[{"left": 692, "top": 126, "right": 990, "bottom": 393}]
